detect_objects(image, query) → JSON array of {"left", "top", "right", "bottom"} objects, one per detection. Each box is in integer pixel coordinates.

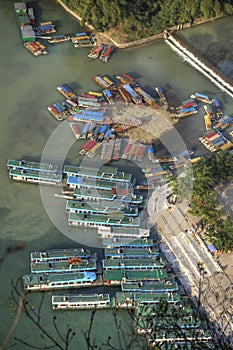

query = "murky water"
[{"left": 0, "top": 1, "right": 232, "bottom": 349}]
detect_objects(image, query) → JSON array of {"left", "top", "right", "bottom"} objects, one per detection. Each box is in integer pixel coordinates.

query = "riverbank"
[{"left": 56, "top": 0, "right": 226, "bottom": 48}]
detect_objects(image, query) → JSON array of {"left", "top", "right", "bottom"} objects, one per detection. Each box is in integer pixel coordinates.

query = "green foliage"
[
  {"left": 62, "top": 0, "right": 232, "bottom": 40},
  {"left": 171, "top": 151, "right": 233, "bottom": 252}
]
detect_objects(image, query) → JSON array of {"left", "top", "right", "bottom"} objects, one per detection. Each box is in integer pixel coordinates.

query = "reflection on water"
[{"left": 0, "top": 1, "right": 233, "bottom": 348}]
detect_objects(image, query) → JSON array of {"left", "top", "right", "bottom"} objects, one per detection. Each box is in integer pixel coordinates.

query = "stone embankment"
[{"left": 56, "top": 0, "right": 226, "bottom": 49}]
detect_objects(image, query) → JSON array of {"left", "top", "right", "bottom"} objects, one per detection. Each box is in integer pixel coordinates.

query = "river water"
[{"left": 0, "top": 1, "right": 232, "bottom": 349}]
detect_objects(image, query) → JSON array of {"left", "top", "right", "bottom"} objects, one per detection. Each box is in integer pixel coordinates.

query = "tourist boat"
[
  {"left": 117, "top": 85, "right": 132, "bottom": 105},
  {"left": 72, "top": 187, "right": 143, "bottom": 204},
  {"left": 199, "top": 131, "right": 233, "bottom": 152},
  {"left": 92, "top": 75, "right": 111, "bottom": 89},
  {"left": 176, "top": 106, "right": 198, "bottom": 118},
  {"left": 69, "top": 110, "right": 104, "bottom": 123},
  {"left": 30, "top": 258, "right": 97, "bottom": 273},
  {"left": 27, "top": 7, "right": 35, "bottom": 25},
  {"left": 48, "top": 104, "right": 69, "bottom": 121},
  {"left": 147, "top": 145, "right": 157, "bottom": 163},
  {"left": 8, "top": 168, "right": 62, "bottom": 185},
  {"left": 121, "top": 280, "right": 178, "bottom": 292},
  {"left": 135, "top": 86, "right": 159, "bottom": 108},
  {"left": 147, "top": 330, "right": 212, "bottom": 346},
  {"left": 104, "top": 246, "right": 159, "bottom": 259},
  {"left": 57, "top": 84, "right": 76, "bottom": 99},
  {"left": 86, "top": 142, "right": 102, "bottom": 158},
  {"left": 136, "top": 316, "right": 202, "bottom": 335},
  {"left": 70, "top": 123, "right": 80, "bottom": 139},
  {"left": 22, "top": 271, "right": 96, "bottom": 291},
  {"left": 35, "top": 22, "right": 56, "bottom": 35},
  {"left": 100, "top": 46, "right": 114, "bottom": 62},
  {"left": 88, "top": 44, "right": 103, "bottom": 59},
  {"left": 102, "top": 139, "right": 115, "bottom": 164},
  {"left": 103, "top": 89, "right": 114, "bottom": 104},
  {"left": 7, "top": 159, "right": 58, "bottom": 173},
  {"left": 66, "top": 200, "right": 138, "bottom": 217},
  {"left": 115, "top": 291, "right": 181, "bottom": 307},
  {"left": 204, "top": 114, "right": 212, "bottom": 131},
  {"left": 112, "top": 118, "right": 143, "bottom": 133},
  {"left": 190, "top": 92, "right": 212, "bottom": 104},
  {"left": 30, "top": 248, "right": 93, "bottom": 263},
  {"left": 103, "top": 268, "right": 168, "bottom": 285},
  {"left": 213, "top": 115, "right": 233, "bottom": 131},
  {"left": 24, "top": 41, "right": 47, "bottom": 56},
  {"left": 68, "top": 212, "right": 140, "bottom": 228},
  {"left": 102, "top": 256, "right": 166, "bottom": 270},
  {"left": 52, "top": 293, "right": 115, "bottom": 310},
  {"left": 123, "top": 84, "right": 142, "bottom": 104},
  {"left": 101, "top": 237, "right": 154, "bottom": 249},
  {"left": 63, "top": 164, "right": 132, "bottom": 183},
  {"left": 48, "top": 35, "right": 70, "bottom": 44},
  {"left": 116, "top": 75, "right": 131, "bottom": 84},
  {"left": 98, "top": 227, "right": 149, "bottom": 240},
  {"left": 155, "top": 85, "right": 167, "bottom": 102},
  {"left": 112, "top": 138, "right": 122, "bottom": 161},
  {"left": 122, "top": 73, "right": 135, "bottom": 83}
]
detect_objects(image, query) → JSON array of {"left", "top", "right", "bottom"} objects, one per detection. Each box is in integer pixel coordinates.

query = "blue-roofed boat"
[
  {"left": 52, "top": 293, "right": 115, "bottom": 310},
  {"left": 190, "top": 92, "right": 212, "bottom": 104},
  {"left": 69, "top": 110, "right": 104, "bottom": 123},
  {"left": 22, "top": 271, "right": 96, "bottom": 291},
  {"left": 103, "top": 89, "right": 114, "bottom": 104},
  {"left": 57, "top": 84, "right": 76, "bottom": 99},
  {"left": 123, "top": 84, "right": 142, "bottom": 104},
  {"left": 155, "top": 85, "right": 167, "bottom": 102}
]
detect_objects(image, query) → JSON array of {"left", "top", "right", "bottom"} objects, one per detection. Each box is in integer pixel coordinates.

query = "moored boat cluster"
[
  {"left": 174, "top": 91, "right": 233, "bottom": 153},
  {"left": 21, "top": 238, "right": 213, "bottom": 348}
]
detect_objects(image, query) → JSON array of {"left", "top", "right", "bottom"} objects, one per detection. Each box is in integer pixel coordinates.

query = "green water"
[{"left": 0, "top": 0, "right": 233, "bottom": 348}]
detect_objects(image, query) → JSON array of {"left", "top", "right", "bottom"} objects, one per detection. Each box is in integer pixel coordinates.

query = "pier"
[{"left": 165, "top": 32, "right": 233, "bottom": 99}]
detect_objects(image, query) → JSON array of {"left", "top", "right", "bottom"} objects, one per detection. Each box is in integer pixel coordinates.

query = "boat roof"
[
  {"left": 121, "top": 280, "right": 178, "bottom": 292},
  {"left": 73, "top": 187, "right": 143, "bottom": 203},
  {"left": 66, "top": 176, "right": 129, "bottom": 190},
  {"left": 98, "top": 227, "right": 150, "bottom": 237},
  {"left": 9, "top": 168, "right": 62, "bottom": 182},
  {"left": 103, "top": 268, "right": 168, "bottom": 281},
  {"left": 30, "top": 248, "right": 92, "bottom": 261},
  {"left": 101, "top": 237, "right": 154, "bottom": 248},
  {"left": 66, "top": 200, "right": 134, "bottom": 212},
  {"left": 30, "top": 259, "right": 97, "bottom": 273},
  {"left": 69, "top": 213, "right": 140, "bottom": 227},
  {"left": 104, "top": 247, "right": 159, "bottom": 257},
  {"left": 115, "top": 291, "right": 181, "bottom": 304},
  {"left": 23, "top": 271, "right": 96, "bottom": 287},
  {"left": 52, "top": 293, "right": 110, "bottom": 304},
  {"left": 63, "top": 165, "right": 132, "bottom": 181},
  {"left": 7, "top": 159, "right": 58, "bottom": 172},
  {"left": 102, "top": 257, "right": 166, "bottom": 269},
  {"left": 134, "top": 302, "right": 194, "bottom": 317}
]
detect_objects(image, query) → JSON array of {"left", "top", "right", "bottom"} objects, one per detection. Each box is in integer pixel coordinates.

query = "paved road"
[{"left": 147, "top": 186, "right": 233, "bottom": 342}]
